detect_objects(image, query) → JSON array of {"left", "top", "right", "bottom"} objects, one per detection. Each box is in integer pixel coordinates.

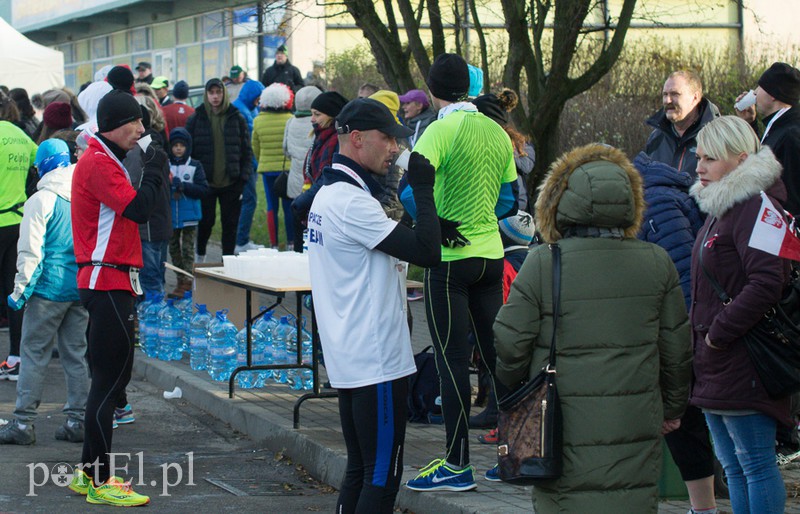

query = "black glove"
[
  {"left": 406, "top": 151, "right": 436, "bottom": 189},
  {"left": 171, "top": 176, "right": 183, "bottom": 192},
  {"left": 439, "top": 217, "right": 470, "bottom": 248}
]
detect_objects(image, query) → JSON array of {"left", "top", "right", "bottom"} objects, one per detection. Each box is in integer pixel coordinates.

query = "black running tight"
[
  {"left": 79, "top": 289, "right": 136, "bottom": 485},
  {"left": 337, "top": 378, "right": 408, "bottom": 514},
  {"left": 424, "top": 257, "right": 505, "bottom": 467}
]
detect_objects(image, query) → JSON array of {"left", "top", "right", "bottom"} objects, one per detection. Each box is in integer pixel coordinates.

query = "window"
[
  {"left": 59, "top": 43, "right": 75, "bottom": 64},
  {"left": 176, "top": 46, "right": 203, "bottom": 86},
  {"left": 130, "top": 27, "right": 150, "bottom": 52},
  {"left": 203, "top": 40, "right": 230, "bottom": 80},
  {"left": 153, "top": 22, "right": 176, "bottom": 49},
  {"left": 233, "top": 6, "right": 258, "bottom": 38},
  {"left": 202, "top": 11, "right": 228, "bottom": 40},
  {"left": 111, "top": 31, "right": 128, "bottom": 55},
  {"left": 75, "top": 40, "right": 90, "bottom": 62},
  {"left": 177, "top": 17, "right": 198, "bottom": 45},
  {"left": 92, "top": 36, "right": 109, "bottom": 59}
]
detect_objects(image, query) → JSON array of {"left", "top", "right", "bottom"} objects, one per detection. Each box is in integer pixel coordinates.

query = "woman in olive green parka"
[{"left": 494, "top": 144, "right": 693, "bottom": 514}]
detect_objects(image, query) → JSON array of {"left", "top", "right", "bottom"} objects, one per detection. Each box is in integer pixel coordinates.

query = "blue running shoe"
[
  {"left": 484, "top": 464, "right": 501, "bottom": 482},
  {"left": 114, "top": 404, "right": 135, "bottom": 425},
  {"left": 405, "top": 459, "right": 477, "bottom": 492}
]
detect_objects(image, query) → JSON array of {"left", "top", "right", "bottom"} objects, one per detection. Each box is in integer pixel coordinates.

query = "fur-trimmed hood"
[
  {"left": 689, "top": 146, "right": 783, "bottom": 218},
  {"left": 535, "top": 144, "right": 645, "bottom": 243}
]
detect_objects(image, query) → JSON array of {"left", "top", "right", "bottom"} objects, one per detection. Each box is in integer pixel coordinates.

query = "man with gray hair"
[{"left": 645, "top": 70, "right": 720, "bottom": 181}]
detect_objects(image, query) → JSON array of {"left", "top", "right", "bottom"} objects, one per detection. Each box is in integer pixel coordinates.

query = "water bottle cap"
[
  {"left": 166, "top": 299, "right": 174, "bottom": 306},
  {"left": 183, "top": 290, "right": 192, "bottom": 299},
  {"left": 280, "top": 316, "right": 289, "bottom": 323},
  {"left": 195, "top": 303, "right": 207, "bottom": 313},
  {"left": 216, "top": 311, "right": 226, "bottom": 321}
]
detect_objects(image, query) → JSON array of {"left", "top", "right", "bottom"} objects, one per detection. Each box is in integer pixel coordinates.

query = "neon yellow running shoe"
[
  {"left": 87, "top": 476, "right": 150, "bottom": 506},
  {"left": 68, "top": 468, "right": 91, "bottom": 495}
]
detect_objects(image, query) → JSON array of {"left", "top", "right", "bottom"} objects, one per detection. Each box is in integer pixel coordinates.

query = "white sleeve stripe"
[{"left": 88, "top": 202, "right": 116, "bottom": 289}]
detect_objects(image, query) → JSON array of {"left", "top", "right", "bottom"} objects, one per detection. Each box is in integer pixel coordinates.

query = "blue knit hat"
[
  {"left": 468, "top": 64, "right": 483, "bottom": 97},
  {"left": 35, "top": 139, "right": 71, "bottom": 178}
]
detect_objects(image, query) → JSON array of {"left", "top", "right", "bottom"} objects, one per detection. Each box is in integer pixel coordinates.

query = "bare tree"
[
  {"left": 338, "top": 0, "right": 637, "bottom": 187},
  {"left": 503, "top": 0, "right": 637, "bottom": 185}
]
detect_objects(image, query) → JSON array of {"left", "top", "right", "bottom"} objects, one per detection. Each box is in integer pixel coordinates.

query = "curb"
[{"left": 132, "top": 357, "right": 479, "bottom": 514}]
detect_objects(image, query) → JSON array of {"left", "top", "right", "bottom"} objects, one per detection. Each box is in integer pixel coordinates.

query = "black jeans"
[
  {"left": 197, "top": 182, "right": 243, "bottom": 256},
  {"left": 79, "top": 289, "right": 135, "bottom": 485},
  {"left": 337, "top": 378, "right": 408, "bottom": 514},
  {"left": 424, "top": 257, "right": 505, "bottom": 467},
  {"left": 0, "top": 224, "right": 22, "bottom": 357}
]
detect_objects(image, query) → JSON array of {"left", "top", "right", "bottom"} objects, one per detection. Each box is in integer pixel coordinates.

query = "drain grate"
[{"left": 205, "top": 478, "right": 304, "bottom": 497}]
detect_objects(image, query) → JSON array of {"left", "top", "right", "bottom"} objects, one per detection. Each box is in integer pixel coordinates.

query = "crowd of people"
[{"left": 0, "top": 47, "right": 798, "bottom": 513}]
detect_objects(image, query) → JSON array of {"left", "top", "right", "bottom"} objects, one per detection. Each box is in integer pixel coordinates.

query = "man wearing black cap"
[
  {"left": 162, "top": 80, "right": 195, "bottom": 129},
  {"left": 736, "top": 62, "right": 800, "bottom": 213},
  {"left": 70, "top": 89, "right": 164, "bottom": 506},
  {"left": 185, "top": 78, "right": 253, "bottom": 257},
  {"left": 404, "top": 53, "right": 517, "bottom": 491},
  {"left": 307, "top": 98, "right": 440, "bottom": 513},
  {"left": 134, "top": 61, "right": 153, "bottom": 85},
  {"left": 261, "top": 44, "right": 304, "bottom": 93}
]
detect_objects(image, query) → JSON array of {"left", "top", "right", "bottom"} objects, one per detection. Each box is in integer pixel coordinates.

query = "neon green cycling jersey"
[{"left": 414, "top": 109, "right": 516, "bottom": 261}]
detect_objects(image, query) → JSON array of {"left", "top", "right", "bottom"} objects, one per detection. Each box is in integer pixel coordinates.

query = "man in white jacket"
[{"left": 0, "top": 139, "right": 89, "bottom": 445}]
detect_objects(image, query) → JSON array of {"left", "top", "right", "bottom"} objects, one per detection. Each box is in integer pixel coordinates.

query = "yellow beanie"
[{"left": 369, "top": 90, "right": 401, "bottom": 124}]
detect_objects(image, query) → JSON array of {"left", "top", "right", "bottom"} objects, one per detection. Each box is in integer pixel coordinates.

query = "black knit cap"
[
  {"left": 107, "top": 66, "right": 135, "bottom": 93},
  {"left": 473, "top": 94, "right": 508, "bottom": 126},
  {"left": 758, "top": 62, "right": 800, "bottom": 106},
  {"left": 311, "top": 91, "right": 349, "bottom": 118},
  {"left": 97, "top": 90, "right": 143, "bottom": 133},
  {"left": 427, "top": 53, "right": 469, "bottom": 102}
]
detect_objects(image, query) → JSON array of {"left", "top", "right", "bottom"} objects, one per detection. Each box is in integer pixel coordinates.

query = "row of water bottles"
[
  {"left": 137, "top": 296, "right": 315, "bottom": 391},
  {"left": 137, "top": 291, "right": 194, "bottom": 361}
]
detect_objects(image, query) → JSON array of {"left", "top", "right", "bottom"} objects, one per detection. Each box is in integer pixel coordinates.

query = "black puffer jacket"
[
  {"left": 185, "top": 104, "right": 252, "bottom": 188},
  {"left": 645, "top": 98, "right": 720, "bottom": 180},
  {"left": 125, "top": 130, "right": 173, "bottom": 241},
  {"left": 761, "top": 106, "right": 800, "bottom": 214}
]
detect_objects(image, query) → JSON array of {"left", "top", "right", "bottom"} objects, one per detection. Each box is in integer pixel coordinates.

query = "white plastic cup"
[
  {"left": 395, "top": 149, "right": 411, "bottom": 170},
  {"left": 735, "top": 90, "right": 756, "bottom": 111},
  {"left": 163, "top": 386, "right": 182, "bottom": 399}
]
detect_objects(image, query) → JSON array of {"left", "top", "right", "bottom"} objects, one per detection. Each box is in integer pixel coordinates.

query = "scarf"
[{"left": 305, "top": 124, "right": 338, "bottom": 183}]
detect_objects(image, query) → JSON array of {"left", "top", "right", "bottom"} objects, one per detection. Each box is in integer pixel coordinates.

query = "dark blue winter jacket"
[
  {"left": 634, "top": 152, "right": 704, "bottom": 311},
  {"left": 169, "top": 128, "right": 209, "bottom": 229}
]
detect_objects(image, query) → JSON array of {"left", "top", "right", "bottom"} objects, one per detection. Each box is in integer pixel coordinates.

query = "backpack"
[{"left": 407, "top": 345, "right": 443, "bottom": 424}]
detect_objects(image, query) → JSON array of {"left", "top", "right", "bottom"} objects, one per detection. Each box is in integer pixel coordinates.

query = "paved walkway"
[
  {"left": 141, "top": 245, "right": 800, "bottom": 513},
  {"left": 3, "top": 241, "right": 800, "bottom": 512}
]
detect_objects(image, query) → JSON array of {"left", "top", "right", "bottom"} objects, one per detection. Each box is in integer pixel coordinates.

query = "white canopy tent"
[{"left": 0, "top": 16, "right": 64, "bottom": 95}]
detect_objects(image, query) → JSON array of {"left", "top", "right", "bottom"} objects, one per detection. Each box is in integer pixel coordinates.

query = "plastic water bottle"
[
  {"left": 136, "top": 292, "right": 154, "bottom": 352},
  {"left": 235, "top": 321, "right": 268, "bottom": 389},
  {"left": 175, "top": 291, "right": 193, "bottom": 353},
  {"left": 252, "top": 308, "right": 274, "bottom": 381},
  {"left": 208, "top": 311, "right": 237, "bottom": 382},
  {"left": 188, "top": 304, "right": 212, "bottom": 371},
  {"left": 271, "top": 316, "right": 294, "bottom": 384},
  {"left": 142, "top": 294, "right": 166, "bottom": 358},
  {"left": 206, "top": 310, "right": 223, "bottom": 371},
  {"left": 299, "top": 321, "right": 314, "bottom": 391},
  {"left": 284, "top": 320, "right": 302, "bottom": 389},
  {"left": 157, "top": 299, "right": 184, "bottom": 361}
]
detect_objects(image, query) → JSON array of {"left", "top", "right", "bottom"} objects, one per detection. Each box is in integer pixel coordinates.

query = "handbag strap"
[
  {"left": 547, "top": 244, "right": 561, "bottom": 371},
  {"left": 698, "top": 218, "right": 732, "bottom": 305}
]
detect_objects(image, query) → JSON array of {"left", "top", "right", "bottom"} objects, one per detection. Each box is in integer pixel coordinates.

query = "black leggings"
[
  {"left": 79, "top": 289, "right": 135, "bottom": 485},
  {"left": 337, "top": 378, "right": 408, "bottom": 514},
  {"left": 424, "top": 257, "right": 505, "bottom": 467},
  {"left": 664, "top": 404, "right": 715, "bottom": 481},
  {"left": 197, "top": 183, "right": 243, "bottom": 256},
  {"left": 0, "top": 224, "right": 22, "bottom": 357}
]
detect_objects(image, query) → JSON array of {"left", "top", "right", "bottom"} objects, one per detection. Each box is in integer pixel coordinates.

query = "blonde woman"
[{"left": 690, "top": 115, "right": 790, "bottom": 513}]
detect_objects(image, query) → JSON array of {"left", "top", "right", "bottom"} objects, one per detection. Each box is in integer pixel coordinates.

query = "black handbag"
[
  {"left": 496, "top": 244, "right": 563, "bottom": 484},
  {"left": 273, "top": 170, "right": 290, "bottom": 199},
  {"left": 699, "top": 219, "right": 800, "bottom": 398}
]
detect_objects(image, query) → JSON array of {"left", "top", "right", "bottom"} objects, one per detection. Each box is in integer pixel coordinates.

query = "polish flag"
[{"left": 748, "top": 192, "right": 800, "bottom": 262}]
